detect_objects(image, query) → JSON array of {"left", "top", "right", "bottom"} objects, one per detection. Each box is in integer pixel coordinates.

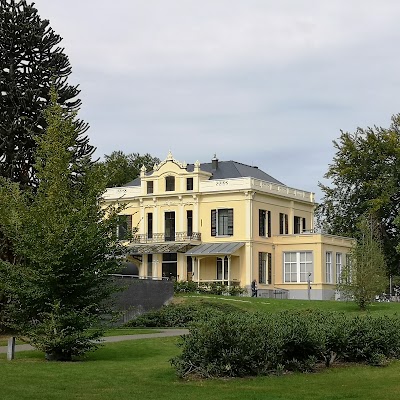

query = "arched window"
[{"left": 165, "top": 176, "right": 175, "bottom": 191}]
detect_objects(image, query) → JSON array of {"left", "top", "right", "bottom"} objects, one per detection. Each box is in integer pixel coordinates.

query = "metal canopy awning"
[
  {"left": 128, "top": 242, "right": 189, "bottom": 255},
  {"left": 185, "top": 242, "right": 244, "bottom": 257}
]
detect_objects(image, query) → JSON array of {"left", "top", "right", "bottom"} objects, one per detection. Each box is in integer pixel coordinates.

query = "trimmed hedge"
[
  {"left": 125, "top": 301, "right": 243, "bottom": 328},
  {"left": 170, "top": 310, "right": 400, "bottom": 378}
]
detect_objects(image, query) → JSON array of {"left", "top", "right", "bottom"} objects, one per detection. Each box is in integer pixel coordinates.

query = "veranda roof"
[
  {"left": 185, "top": 242, "right": 244, "bottom": 257},
  {"left": 127, "top": 242, "right": 189, "bottom": 254}
]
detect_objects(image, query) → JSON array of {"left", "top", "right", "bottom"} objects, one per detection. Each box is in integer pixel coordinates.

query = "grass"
[
  {"left": 174, "top": 293, "right": 400, "bottom": 315},
  {"left": 1, "top": 337, "right": 400, "bottom": 400}
]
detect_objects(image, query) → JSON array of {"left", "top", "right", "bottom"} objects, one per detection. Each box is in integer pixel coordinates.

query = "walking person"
[{"left": 251, "top": 279, "right": 258, "bottom": 297}]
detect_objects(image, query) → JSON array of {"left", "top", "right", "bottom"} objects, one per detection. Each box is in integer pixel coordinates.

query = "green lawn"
[
  {"left": 176, "top": 293, "right": 400, "bottom": 315},
  {"left": 1, "top": 337, "right": 400, "bottom": 400}
]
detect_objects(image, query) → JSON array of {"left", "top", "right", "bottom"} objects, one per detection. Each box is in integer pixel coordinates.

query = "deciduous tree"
[
  {"left": 337, "top": 216, "right": 387, "bottom": 310},
  {"left": 317, "top": 115, "right": 400, "bottom": 275},
  {"left": 96, "top": 151, "right": 160, "bottom": 187}
]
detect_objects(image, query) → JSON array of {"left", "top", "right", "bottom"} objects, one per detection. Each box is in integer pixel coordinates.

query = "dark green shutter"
[
  {"left": 227, "top": 209, "right": 233, "bottom": 236},
  {"left": 267, "top": 211, "right": 271, "bottom": 237},
  {"left": 268, "top": 253, "right": 272, "bottom": 284},
  {"left": 211, "top": 209, "right": 216, "bottom": 236}
]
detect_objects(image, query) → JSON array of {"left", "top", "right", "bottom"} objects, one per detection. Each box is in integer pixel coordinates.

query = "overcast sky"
[{"left": 33, "top": 0, "right": 400, "bottom": 200}]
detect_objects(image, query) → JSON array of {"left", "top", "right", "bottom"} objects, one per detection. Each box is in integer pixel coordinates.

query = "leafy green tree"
[
  {"left": 337, "top": 216, "right": 387, "bottom": 310},
  {"left": 0, "top": 0, "right": 94, "bottom": 188},
  {"left": 0, "top": 89, "right": 124, "bottom": 360},
  {"left": 317, "top": 114, "right": 400, "bottom": 276},
  {"left": 96, "top": 151, "right": 160, "bottom": 187}
]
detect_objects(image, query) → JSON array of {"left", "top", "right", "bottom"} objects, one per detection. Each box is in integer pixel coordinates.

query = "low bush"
[
  {"left": 174, "top": 281, "right": 245, "bottom": 296},
  {"left": 125, "top": 301, "right": 244, "bottom": 328},
  {"left": 170, "top": 310, "right": 400, "bottom": 378}
]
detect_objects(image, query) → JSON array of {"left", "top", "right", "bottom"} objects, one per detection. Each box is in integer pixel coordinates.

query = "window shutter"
[
  {"left": 285, "top": 214, "right": 289, "bottom": 234},
  {"left": 259, "top": 210, "right": 265, "bottom": 236},
  {"left": 267, "top": 253, "right": 272, "bottom": 284},
  {"left": 302, "top": 217, "right": 306, "bottom": 232},
  {"left": 211, "top": 209, "right": 216, "bottom": 236},
  {"left": 258, "top": 252, "right": 263, "bottom": 283},
  {"left": 267, "top": 211, "right": 271, "bottom": 237},
  {"left": 227, "top": 209, "right": 233, "bottom": 236},
  {"left": 127, "top": 215, "right": 132, "bottom": 234}
]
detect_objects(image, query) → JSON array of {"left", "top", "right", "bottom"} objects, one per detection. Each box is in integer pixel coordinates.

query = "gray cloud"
[{"left": 33, "top": 0, "right": 400, "bottom": 200}]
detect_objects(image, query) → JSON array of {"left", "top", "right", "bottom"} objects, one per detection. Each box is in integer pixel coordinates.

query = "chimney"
[{"left": 212, "top": 154, "right": 218, "bottom": 170}]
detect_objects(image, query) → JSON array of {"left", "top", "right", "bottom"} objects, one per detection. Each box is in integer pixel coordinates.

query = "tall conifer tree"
[
  {"left": 0, "top": 0, "right": 94, "bottom": 188},
  {"left": 0, "top": 88, "right": 123, "bottom": 360}
]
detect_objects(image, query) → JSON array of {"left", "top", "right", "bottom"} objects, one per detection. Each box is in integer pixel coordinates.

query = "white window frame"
[
  {"left": 336, "top": 252, "right": 342, "bottom": 283},
  {"left": 284, "top": 251, "right": 313, "bottom": 283},
  {"left": 326, "top": 252, "right": 332, "bottom": 283}
]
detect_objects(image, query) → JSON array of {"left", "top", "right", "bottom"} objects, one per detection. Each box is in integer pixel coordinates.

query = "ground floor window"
[
  {"left": 187, "top": 256, "right": 193, "bottom": 281},
  {"left": 284, "top": 251, "right": 313, "bottom": 283},
  {"left": 147, "top": 254, "right": 153, "bottom": 277},
  {"left": 216, "top": 256, "right": 228, "bottom": 281},
  {"left": 326, "top": 252, "right": 332, "bottom": 283},
  {"left": 162, "top": 253, "right": 177, "bottom": 280},
  {"left": 259, "top": 252, "right": 272, "bottom": 284},
  {"left": 336, "top": 252, "right": 342, "bottom": 283}
]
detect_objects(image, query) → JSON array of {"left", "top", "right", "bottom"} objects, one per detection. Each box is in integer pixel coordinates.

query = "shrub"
[
  {"left": 173, "top": 281, "right": 245, "bottom": 296},
  {"left": 170, "top": 310, "right": 400, "bottom": 378},
  {"left": 125, "top": 301, "right": 243, "bottom": 328}
]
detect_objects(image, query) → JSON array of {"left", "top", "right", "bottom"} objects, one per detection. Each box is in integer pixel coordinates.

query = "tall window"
[
  {"left": 345, "top": 254, "right": 352, "bottom": 283},
  {"left": 117, "top": 215, "right": 132, "bottom": 239},
  {"left": 279, "top": 213, "right": 289, "bottom": 234},
  {"left": 336, "top": 253, "right": 342, "bottom": 283},
  {"left": 259, "top": 252, "right": 272, "bottom": 284},
  {"left": 187, "top": 210, "right": 193, "bottom": 236},
  {"left": 186, "top": 256, "right": 193, "bottom": 281},
  {"left": 217, "top": 256, "right": 229, "bottom": 281},
  {"left": 165, "top": 176, "right": 175, "bottom": 191},
  {"left": 326, "top": 252, "right": 332, "bottom": 283},
  {"left": 165, "top": 212, "right": 175, "bottom": 241},
  {"left": 211, "top": 209, "right": 233, "bottom": 236},
  {"left": 147, "top": 213, "right": 153, "bottom": 239},
  {"left": 147, "top": 254, "right": 153, "bottom": 277},
  {"left": 186, "top": 177, "right": 193, "bottom": 191},
  {"left": 284, "top": 251, "right": 313, "bottom": 283},
  {"left": 294, "top": 216, "right": 306, "bottom": 234},
  {"left": 147, "top": 181, "right": 153, "bottom": 194},
  {"left": 259, "top": 210, "right": 271, "bottom": 237}
]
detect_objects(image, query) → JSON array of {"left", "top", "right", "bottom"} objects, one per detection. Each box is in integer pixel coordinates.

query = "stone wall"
[{"left": 113, "top": 277, "right": 174, "bottom": 324}]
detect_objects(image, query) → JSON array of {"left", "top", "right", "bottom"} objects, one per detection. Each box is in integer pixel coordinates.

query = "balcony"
[{"left": 132, "top": 231, "right": 201, "bottom": 244}]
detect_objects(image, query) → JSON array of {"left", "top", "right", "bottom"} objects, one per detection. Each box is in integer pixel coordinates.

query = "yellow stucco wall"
[{"left": 102, "top": 154, "right": 354, "bottom": 298}]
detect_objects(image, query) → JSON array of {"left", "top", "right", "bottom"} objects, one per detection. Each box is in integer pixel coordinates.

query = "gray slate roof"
[
  {"left": 124, "top": 160, "right": 283, "bottom": 187},
  {"left": 185, "top": 242, "right": 244, "bottom": 256}
]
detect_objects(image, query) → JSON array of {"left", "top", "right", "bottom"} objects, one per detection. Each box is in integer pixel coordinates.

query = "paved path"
[{"left": 0, "top": 329, "right": 189, "bottom": 354}]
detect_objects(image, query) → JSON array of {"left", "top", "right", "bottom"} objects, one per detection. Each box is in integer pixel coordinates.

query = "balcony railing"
[{"left": 132, "top": 231, "right": 201, "bottom": 243}]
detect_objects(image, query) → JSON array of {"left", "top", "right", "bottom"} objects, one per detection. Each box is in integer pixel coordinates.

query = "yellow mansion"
[{"left": 103, "top": 152, "right": 353, "bottom": 300}]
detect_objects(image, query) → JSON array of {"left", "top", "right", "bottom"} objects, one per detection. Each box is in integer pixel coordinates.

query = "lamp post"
[{"left": 307, "top": 273, "right": 312, "bottom": 300}]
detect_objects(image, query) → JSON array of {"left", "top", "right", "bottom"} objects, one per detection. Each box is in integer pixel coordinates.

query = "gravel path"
[{"left": 0, "top": 329, "right": 189, "bottom": 354}]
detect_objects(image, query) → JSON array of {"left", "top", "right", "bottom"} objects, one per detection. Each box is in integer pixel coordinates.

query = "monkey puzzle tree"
[{"left": 0, "top": 0, "right": 94, "bottom": 188}]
